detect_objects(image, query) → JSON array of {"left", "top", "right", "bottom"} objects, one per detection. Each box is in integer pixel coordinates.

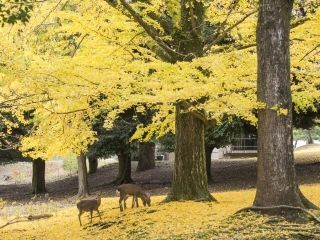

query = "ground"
[
  {"left": 0, "top": 144, "right": 320, "bottom": 239},
  {"left": 1, "top": 186, "right": 320, "bottom": 239}
]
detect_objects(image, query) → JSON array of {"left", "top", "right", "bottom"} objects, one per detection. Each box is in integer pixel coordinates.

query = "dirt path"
[{"left": 1, "top": 158, "right": 320, "bottom": 206}]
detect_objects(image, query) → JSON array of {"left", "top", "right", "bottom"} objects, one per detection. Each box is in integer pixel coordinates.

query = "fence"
[{"left": 229, "top": 138, "right": 257, "bottom": 153}]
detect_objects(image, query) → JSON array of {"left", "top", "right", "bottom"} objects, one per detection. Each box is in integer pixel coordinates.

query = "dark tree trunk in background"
[
  {"left": 254, "top": 0, "right": 317, "bottom": 209},
  {"left": 114, "top": 149, "right": 133, "bottom": 184},
  {"left": 136, "top": 142, "right": 155, "bottom": 172},
  {"left": 168, "top": 105, "right": 214, "bottom": 201},
  {"left": 77, "top": 153, "right": 89, "bottom": 198},
  {"left": 307, "top": 130, "right": 314, "bottom": 144},
  {"left": 88, "top": 156, "right": 98, "bottom": 174},
  {"left": 32, "top": 159, "right": 46, "bottom": 194},
  {"left": 205, "top": 145, "right": 214, "bottom": 182}
]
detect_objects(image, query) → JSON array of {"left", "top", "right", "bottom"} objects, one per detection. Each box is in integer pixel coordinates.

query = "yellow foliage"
[{"left": 0, "top": 0, "right": 319, "bottom": 159}]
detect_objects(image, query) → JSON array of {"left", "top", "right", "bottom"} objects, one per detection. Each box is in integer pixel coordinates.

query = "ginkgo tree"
[
  {"left": 0, "top": 0, "right": 319, "bottom": 201},
  {"left": 1, "top": 0, "right": 259, "bottom": 199}
]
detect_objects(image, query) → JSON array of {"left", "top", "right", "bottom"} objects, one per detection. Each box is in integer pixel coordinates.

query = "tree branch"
[
  {"left": 43, "top": 107, "right": 88, "bottom": 115},
  {"left": 210, "top": 0, "right": 241, "bottom": 43},
  {"left": 105, "top": 0, "right": 188, "bottom": 60},
  {"left": 71, "top": 33, "right": 89, "bottom": 58},
  {"left": 204, "top": 9, "right": 257, "bottom": 52},
  {"left": 178, "top": 100, "right": 208, "bottom": 124},
  {"left": 299, "top": 44, "right": 320, "bottom": 62}
]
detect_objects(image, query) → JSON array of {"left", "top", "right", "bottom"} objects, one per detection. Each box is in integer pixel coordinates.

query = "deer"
[
  {"left": 76, "top": 192, "right": 102, "bottom": 226},
  {"left": 116, "top": 184, "right": 151, "bottom": 212}
]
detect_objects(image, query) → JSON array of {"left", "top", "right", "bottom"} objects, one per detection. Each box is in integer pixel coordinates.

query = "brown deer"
[
  {"left": 76, "top": 193, "right": 102, "bottom": 226},
  {"left": 116, "top": 184, "right": 151, "bottom": 211}
]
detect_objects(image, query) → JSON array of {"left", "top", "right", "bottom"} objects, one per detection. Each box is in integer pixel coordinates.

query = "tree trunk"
[
  {"left": 136, "top": 142, "right": 155, "bottom": 172},
  {"left": 205, "top": 145, "right": 214, "bottom": 182},
  {"left": 32, "top": 159, "right": 46, "bottom": 194},
  {"left": 114, "top": 149, "right": 133, "bottom": 184},
  {"left": 167, "top": 105, "right": 214, "bottom": 201},
  {"left": 307, "top": 130, "right": 314, "bottom": 144},
  {"left": 88, "top": 156, "right": 98, "bottom": 174},
  {"left": 254, "top": 0, "right": 316, "bottom": 209},
  {"left": 77, "top": 153, "right": 89, "bottom": 198}
]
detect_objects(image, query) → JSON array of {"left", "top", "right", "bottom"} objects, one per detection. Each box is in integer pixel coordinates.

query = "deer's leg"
[
  {"left": 90, "top": 210, "right": 93, "bottom": 223},
  {"left": 135, "top": 196, "right": 139, "bottom": 208},
  {"left": 124, "top": 195, "right": 129, "bottom": 209},
  {"left": 119, "top": 198, "right": 123, "bottom": 212},
  {"left": 78, "top": 210, "right": 83, "bottom": 226},
  {"left": 131, "top": 195, "right": 135, "bottom": 208},
  {"left": 97, "top": 209, "right": 102, "bottom": 220}
]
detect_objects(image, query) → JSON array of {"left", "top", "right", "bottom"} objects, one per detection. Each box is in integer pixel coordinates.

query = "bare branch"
[
  {"left": 71, "top": 33, "right": 89, "bottom": 58},
  {"left": 42, "top": 107, "right": 88, "bottom": 115},
  {"left": 299, "top": 44, "right": 320, "bottom": 62}
]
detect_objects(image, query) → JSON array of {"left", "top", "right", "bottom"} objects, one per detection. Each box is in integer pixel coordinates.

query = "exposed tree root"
[
  {"left": 234, "top": 205, "right": 320, "bottom": 223},
  {"left": 109, "top": 176, "right": 134, "bottom": 186},
  {"left": 0, "top": 214, "right": 53, "bottom": 229},
  {"left": 298, "top": 188, "right": 320, "bottom": 210},
  {"left": 163, "top": 192, "right": 217, "bottom": 203}
]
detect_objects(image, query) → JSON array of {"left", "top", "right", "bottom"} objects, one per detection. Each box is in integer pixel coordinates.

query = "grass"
[
  {"left": 295, "top": 144, "right": 320, "bottom": 164},
  {"left": 1, "top": 185, "right": 320, "bottom": 240}
]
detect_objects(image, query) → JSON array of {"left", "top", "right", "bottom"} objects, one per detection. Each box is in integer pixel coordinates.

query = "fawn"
[
  {"left": 116, "top": 184, "right": 151, "bottom": 211},
  {"left": 76, "top": 193, "right": 102, "bottom": 226}
]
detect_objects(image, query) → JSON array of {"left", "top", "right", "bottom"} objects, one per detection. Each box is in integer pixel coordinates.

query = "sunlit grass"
[
  {"left": 295, "top": 144, "right": 320, "bottom": 164},
  {"left": 1, "top": 184, "right": 320, "bottom": 239}
]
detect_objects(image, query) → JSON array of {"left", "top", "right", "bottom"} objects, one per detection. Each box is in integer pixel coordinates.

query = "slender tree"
[
  {"left": 77, "top": 153, "right": 89, "bottom": 197},
  {"left": 32, "top": 158, "right": 46, "bottom": 194}
]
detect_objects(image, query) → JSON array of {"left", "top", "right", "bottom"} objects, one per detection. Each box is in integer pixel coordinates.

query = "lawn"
[
  {"left": 295, "top": 144, "right": 320, "bottom": 164},
  {"left": 1, "top": 184, "right": 320, "bottom": 240}
]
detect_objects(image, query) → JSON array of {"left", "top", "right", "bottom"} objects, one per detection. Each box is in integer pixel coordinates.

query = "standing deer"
[
  {"left": 76, "top": 193, "right": 102, "bottom": 226},
  {"left": 116, "top": 184, "right": 151, "bottom": 211}
]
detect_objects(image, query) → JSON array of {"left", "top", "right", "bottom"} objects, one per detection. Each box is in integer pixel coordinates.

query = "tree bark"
[
  {"left": 114, "top": 149, "right": 133, "bottom": 184},
  {"left": 136, "top": 142, "right": 155, "bottom": 172},
  {"left": 307, "top": 130, "right": 314, "bottom": 144},
  {"left": 167, "top": 105, "right": 214, "bottom": 201},
  {"left": 88, "top": 156, "right": 98, "bottom": 174},
  {"left": 254, "top": 0, "right": 317, "bottom": 209},
  {"left": 205, "top": 145, "right": 214, "bottom": 182},
  {"left": 32, "top": 159, "right": 46, "bottom": 194},
  {"left": 77, "top": 153, "right": 89, "bottom": 198}
]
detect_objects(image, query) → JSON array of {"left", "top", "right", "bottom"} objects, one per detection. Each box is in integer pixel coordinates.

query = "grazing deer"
[
  {"left": 76, "top": 193, "right": 102, "bottom": 226},
  {"left": 116, "top": 184, "right": 151, "bottom": 212}
]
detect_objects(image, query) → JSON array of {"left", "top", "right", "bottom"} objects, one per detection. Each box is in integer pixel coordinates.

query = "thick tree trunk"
[
  {"left": 136, "top": 142, "right": 155, "bottom": 172},
  {"left": 77, "top": 153, "right": 89, "bottom": 198},
  {"left": 205, "top": 145, "right": 214, "bottom": 182},
  {"left": 88, "top": 156, "right": 98, "bottom": 174},
  {"left": 32, "top": 159, "right": 46, "bottom": 194},
  {"left": 167, "top": 105, "right": 214, "bottom": 201},
  {"left": 254, "top": 0, "right": 316, "bottom": 209},
  {"left": 114, "top": 149, "right": 133, "bottom": 184}
]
